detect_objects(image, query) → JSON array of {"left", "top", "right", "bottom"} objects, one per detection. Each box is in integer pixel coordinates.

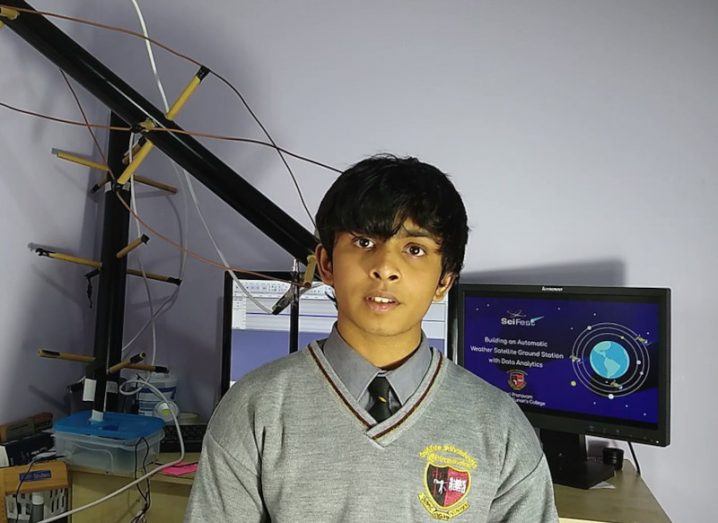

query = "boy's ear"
[
  {"left": 315, "top": 243, "right": 334, "bottom": 286},
  {"left": 434, "top": 272, "right": 455, "bottom": 301}
]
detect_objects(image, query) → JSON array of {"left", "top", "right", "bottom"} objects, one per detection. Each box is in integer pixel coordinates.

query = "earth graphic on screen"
[{"left": 589, "top": 340, "right": 630, "bottom": 379}]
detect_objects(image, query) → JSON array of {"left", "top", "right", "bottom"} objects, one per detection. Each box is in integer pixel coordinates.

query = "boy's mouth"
[
  {"left": 365, "top": 293, "right": 399, "bottom": 312},
  {"left": 368, "top": 296, "right": 396, "bottom": 304}
]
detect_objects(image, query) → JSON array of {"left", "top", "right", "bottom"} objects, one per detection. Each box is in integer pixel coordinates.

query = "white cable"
[
  {"left": 38, "top": 380, "right": 185, "bottom": 523},
  {"left": 130, "top": 0, "right": 169, "bottom": 111},
  {"left": 128, "top": 0, "right": 275, "bottom": 315},
  {"left": 121, "top": 0, "right": 190, "bottom": 356},
  {"left": 121, "top": 141, "right": 188, "bottom": 357},
  {"left": 121, "top": 134, "right": 188, "bottom": 356},
  {"left": 129, "top": 136, "right": 157, "bottom": 367},
  {"left": 120, "top": 127, "right": 188, "bottom": 356}
]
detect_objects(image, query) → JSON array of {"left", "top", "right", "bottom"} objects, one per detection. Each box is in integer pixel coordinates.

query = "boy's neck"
[{"left": 336, "top": 322, "right": 422, "bottom": 370}]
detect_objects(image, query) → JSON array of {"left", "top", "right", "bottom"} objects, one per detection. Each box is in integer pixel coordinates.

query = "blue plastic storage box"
[{"left": 54, "top": 411, "right": 165, "bottom": 474}]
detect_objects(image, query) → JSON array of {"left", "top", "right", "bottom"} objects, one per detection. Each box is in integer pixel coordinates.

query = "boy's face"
[{"left": 316, "top": 219, "right": 454, "bottom": 351}]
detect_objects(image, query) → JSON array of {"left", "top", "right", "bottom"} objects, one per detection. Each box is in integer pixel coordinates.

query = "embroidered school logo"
[
  {"left": 508, "top": 369, "right": 527, "bottom": 391},
  {"left": 418, "top": 444, "right": 477, "bottom": 520}
]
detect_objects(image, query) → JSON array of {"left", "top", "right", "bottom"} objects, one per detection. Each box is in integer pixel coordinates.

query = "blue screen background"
[{"left": 463, "top": 295, "right": 660, "bottom": 425}]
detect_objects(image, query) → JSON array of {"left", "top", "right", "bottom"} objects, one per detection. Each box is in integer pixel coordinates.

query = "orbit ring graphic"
[{"left": 571, "top": 322, "right": 650, "bottom": 398}]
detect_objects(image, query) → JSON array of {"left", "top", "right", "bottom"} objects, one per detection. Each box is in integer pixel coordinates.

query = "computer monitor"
[
  {"left": 455, "top": 284, "right": 670, "bottom": 488},
  {"left": 221, "top": 271, "right": 450, "bottom": 395}
]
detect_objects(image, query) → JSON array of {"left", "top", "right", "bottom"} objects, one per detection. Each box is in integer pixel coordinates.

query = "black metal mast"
[{"left": 88, "top": 113, "right": 131, "bottom": 413}]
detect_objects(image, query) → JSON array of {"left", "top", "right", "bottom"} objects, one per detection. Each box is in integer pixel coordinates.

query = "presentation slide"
[{"left": 463, "top": 296, "right": 660, "bottom": 425}]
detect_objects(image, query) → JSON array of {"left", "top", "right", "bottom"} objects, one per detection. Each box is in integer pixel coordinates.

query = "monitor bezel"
[
  {"left": 221, "top": 270, "right": 295, "bottom": 397},
  {"left": 456, "top": 283, "right": 671, "bottom": 446}
]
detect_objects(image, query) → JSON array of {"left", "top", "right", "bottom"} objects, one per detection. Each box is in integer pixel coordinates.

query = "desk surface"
[
  {"left": 554, "top": 462, "right": 670, "bottom": 523},
  {"left": 69, "top": 454, "right": 669, "bottom": 523},
  {"left": 69, "top": 453, "right": 200, "bottom": 522},
  {"left": 69, "top": 452, "right": 199, "bottom": 486}
]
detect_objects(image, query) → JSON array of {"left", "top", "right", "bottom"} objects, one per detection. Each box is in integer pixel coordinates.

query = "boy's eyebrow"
[
  {"left": 396, "top": 226, "right": 439, "bottom": 241},
  {"left": 348, "top": 226, "right": 441, "bottom": 244}
]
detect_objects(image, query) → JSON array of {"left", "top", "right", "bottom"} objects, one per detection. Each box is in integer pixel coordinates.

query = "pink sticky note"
[{"left": 161, "top": 462, "right": 198, "bottom": 476}]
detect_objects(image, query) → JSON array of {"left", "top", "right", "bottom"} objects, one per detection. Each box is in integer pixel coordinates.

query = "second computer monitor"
[{"left": 221, "top": 271, "right": 450, "bottom": 394}]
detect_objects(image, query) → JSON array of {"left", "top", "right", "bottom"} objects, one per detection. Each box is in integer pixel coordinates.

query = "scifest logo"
[
  {"left": 508, "top": 369, "right": 527, "bottom": 391},
  {"left": 500, "top": 310, "right": 544, "bottom": 327},
  {"left": 418, "top": 444, "right": 477, "bottom": 520}
]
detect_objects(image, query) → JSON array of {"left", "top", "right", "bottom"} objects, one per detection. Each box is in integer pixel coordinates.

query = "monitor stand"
[{"left": 540, "top": 429, "right": 615, "bottom": 489}]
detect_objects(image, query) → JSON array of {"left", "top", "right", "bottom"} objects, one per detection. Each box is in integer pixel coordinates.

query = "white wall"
[
  {"left": 1, "top": 1, "right": 715, "bottom": 520},
  {"left": 0, "top": 0, "right": 110, "bottom": 423}
]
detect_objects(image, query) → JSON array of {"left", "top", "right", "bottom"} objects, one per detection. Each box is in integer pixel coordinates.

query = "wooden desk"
[
  {"left": 556, "top": 462, "right": 670, "bottom": 523},
  {"left": 69, "top": 453, "right": 198, "bottom": 522},
  {"left": 69, "top": 454, "right": 669, "bottom": 522}
]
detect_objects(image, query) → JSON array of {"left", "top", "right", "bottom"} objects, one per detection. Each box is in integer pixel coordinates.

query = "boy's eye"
[
  {"left": 406, "top": 245, "right": 426, "bottom": 257},
  {"left": 352, "top": 237, "right": 375, "bottom": 249}
]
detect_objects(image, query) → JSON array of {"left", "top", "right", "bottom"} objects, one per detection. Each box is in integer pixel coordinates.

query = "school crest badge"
[
  {"left": 418, "top": 444, "right": 477, "bottom": 520},
  {"left": 508, "top": 369, "right": 527, "bottom": 391}
]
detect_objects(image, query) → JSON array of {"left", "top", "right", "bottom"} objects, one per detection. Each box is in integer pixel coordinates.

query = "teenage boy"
[{"left": 185, "top": 156, "right": 558, "bottom": 522}]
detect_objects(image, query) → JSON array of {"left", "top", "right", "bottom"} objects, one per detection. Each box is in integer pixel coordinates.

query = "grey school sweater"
[{"left": 185, "top": 342, "right": 558, "bottom": 522}]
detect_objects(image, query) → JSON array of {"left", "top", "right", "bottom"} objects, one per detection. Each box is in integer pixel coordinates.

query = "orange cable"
[{"left": 0, "top": 100, "right": 339, "bottom": 172}]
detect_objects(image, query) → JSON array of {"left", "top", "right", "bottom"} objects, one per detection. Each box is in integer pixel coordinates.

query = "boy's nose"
[
  {"left": 371, "top": 268, "right": 400, "bottom": 282},
  {"left": 370, "top": 251, "right": 401, "bottom": 282}
]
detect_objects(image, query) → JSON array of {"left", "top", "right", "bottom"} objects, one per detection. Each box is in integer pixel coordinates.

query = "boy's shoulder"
[{"left": 208, "top": 348, "right": 313, "bottom": 441}]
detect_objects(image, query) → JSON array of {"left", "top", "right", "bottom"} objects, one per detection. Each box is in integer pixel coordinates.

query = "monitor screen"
[
  {"left": 456, "top": 284, "right": 670, "bottom": 446},
  {"left": 222, "top": 271, "right": 450, "bottom": 394}
]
